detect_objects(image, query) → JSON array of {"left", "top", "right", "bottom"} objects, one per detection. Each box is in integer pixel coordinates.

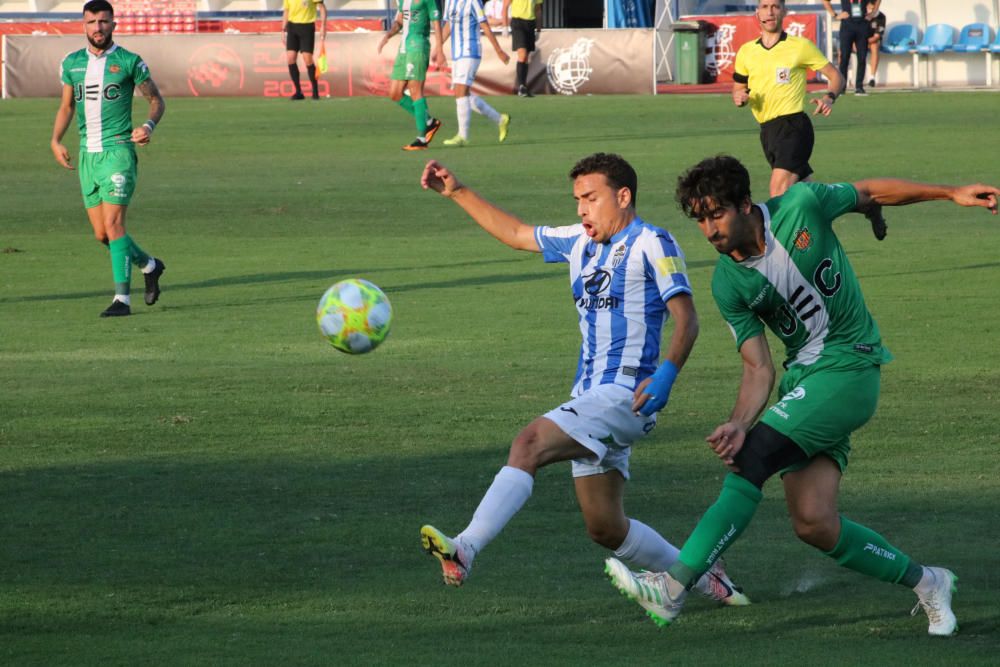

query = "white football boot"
[
  {"left": 911, "top": 566, "right": 958, "bottom": 636},
  {"left": 604, "top": 557, "right": 688, "bottom": 627},
  {"left": 693, "top": 558, "right": 751, "bottom": 606}
]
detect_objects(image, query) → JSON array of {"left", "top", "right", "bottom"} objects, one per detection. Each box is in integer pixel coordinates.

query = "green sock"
[
  {"left": 123, "top": 234, "right": 150, "bottom": 268},
  {"left": 397, "top": 95, "right": 415, "bottom": 117},
  {"left": 824, "top": 517, "right": 915, "bottom": 585},
  {"left": 109, "top": 236, "right": 132, "bottom": 295},
  {"left": 669, "top": 474, "right": 763, "bottom": 588},
  {"left": 413, "top": 98, "right": 428, "bottom": 137}
]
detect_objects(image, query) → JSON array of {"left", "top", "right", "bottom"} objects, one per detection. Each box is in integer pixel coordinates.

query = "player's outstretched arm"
[
  {"left": 131, "top": 78, "right": 165, "bottom": 146},
  {"left": 50, "top": 84, "right": 76, "bottom": 170},
  {"left": 421, "top": 160, "right": 540, "bottom": 252},
  {"left": 707, "top": 333, "right": 775, "bottom": 465},
  {"left": 854, "top": 179, "right": 1000, "bottom": 214}
]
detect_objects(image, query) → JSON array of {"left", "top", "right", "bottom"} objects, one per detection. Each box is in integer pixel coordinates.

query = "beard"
[{"left": 87, "top": 31, "right": 111, "bottom": 49}]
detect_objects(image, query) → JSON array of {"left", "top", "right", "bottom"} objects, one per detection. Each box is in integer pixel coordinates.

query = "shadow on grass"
[{"left": 0, "top": 257, "right": 718, "bottom": 304}]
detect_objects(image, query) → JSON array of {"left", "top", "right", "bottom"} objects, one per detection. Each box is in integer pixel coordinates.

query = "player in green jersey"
[
  {"left": 377, "top": 0, "right": 447, "bottom": 151},
  {"left": 606, "top": 154, "right": 999, "bottom": 635},
  {"left": 50, "top": 0, "right": 166, "bottom": 318}
]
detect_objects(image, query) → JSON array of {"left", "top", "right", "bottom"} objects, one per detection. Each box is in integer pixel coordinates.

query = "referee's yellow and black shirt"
[
  {"left": 509, "top": 0, "right": 542, "bottom": 20},
  {"left": 284, "top": 0, "right": 324, "bottom": 25},
  {"left": 733, "top": 32, "right": 830, "bottom": 124}
]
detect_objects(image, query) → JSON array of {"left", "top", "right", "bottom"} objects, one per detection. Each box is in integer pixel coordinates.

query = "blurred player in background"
[
  {"left": 823, "top": 0, "right": 881, "bottom": 95},
  {"left": 865, "top": 1, "right": 886, "bottom": 88},
  {"left": 378, "top": 0, "right": 447, "bottom": 150},
  {"left": 607, "top": 154, "right": 999, "bottom": 635},
  {"left": 417, "top": 154, "right": 751, "bottom": 611},
  {"left": 282, "top": 0, "right": 326, "bottom": 100},
  {"left": 441, "top": 0, "right": 512, "bottom": 147},
  {"left": 483, "top": 0, "right": 508, "bottom": 29},
  {"left": 50, "top": 0, "right": 166, "bottom": 318}
]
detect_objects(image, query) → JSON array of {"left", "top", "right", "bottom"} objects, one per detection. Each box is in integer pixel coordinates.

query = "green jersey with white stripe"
[
  {"left": 60, "top": 45, "right": 150, "bottom": 153},
  {"left": 712, "top": 182, "right": 893, "bottom": 368},
  {"left": 398, "top": 0, "right": 440, "bottom": 54}
]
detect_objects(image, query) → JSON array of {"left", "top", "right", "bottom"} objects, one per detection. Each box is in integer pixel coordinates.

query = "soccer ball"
[{"left": 316, "top": 279, "right": 392, "bottom": 354}]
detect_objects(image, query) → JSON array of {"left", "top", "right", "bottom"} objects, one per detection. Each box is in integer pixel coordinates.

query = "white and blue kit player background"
[
  {"left": 415, "top": 153, "right": 751, "bottom": 608},
  {"left": 441, "top": 0, "right": 511, "bottom": 146}
]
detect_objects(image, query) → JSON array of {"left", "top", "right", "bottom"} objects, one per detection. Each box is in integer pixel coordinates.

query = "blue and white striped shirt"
[
  {"left": 534, "top": 218, "right": 692, "bottom": 396},
  {"left": 444, "top": 0, "right": 487, "bottom": 59}
]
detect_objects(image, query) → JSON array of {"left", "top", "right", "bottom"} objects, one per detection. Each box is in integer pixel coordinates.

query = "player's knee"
[
  {"left": 733, "top": 424, "right": 806, "bottom": 489},
  {"left": 95, "top": 233, "right": 109, "bottom": 246},
  {"left": 507, "top": 430, "right": 544, "bottom": 472},
  {"left": 584, "top": 518, "right": 627, "bottom": 550},
  {"left": 791, "top": 513, "right": 839, "bottom": 550}
]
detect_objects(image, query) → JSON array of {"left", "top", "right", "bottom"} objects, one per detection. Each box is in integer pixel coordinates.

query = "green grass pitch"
[{"left": 1, "top": 90, "right": 999, "bottom": 665}]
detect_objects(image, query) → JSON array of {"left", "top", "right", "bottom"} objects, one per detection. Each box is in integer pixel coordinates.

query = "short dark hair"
[
  {"left": 83, "top": 1, "right": 114, "bottom": 16},
  {"left": 675, "top": 155, "right": 752, "bottom": 219},
  {"left": 569, "top": 152, "right": 638, "bottom": 207}
]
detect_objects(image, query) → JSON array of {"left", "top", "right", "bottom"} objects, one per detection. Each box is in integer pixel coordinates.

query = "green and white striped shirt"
[
  {"left": 60, "top": 44, "right": 150, "bottom": 153},
  {"left": 712, "top": 182, "right": 892, "bottom": 368}
]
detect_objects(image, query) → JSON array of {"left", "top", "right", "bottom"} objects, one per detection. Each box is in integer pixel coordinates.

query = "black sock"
[
  {"left": 288, "top": 64, "right": 301, "bottom": 93},
  {"left": 516, "top": 62, "right": 527, "bottom": 88},
  {"left": 307, "top": 64, "right": 318, "bottom": 96}
]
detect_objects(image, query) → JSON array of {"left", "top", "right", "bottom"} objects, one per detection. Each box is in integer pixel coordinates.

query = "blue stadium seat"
[
  {"left": 992, "top": 28, "right": 1000, "bottom": 53},
  {"left": 915, "top": 24, "right": 954, "bottom": 54},
  {"left": 881, "top": 23, "right": 919, "bottom": 54},
  {"left": 951, "top": 23, "right": 992, "bottom": 52}
]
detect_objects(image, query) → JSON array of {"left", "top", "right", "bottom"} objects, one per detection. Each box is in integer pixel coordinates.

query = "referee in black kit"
[{"left": 823, "top": 0, "right": 881, "bottom": 95}]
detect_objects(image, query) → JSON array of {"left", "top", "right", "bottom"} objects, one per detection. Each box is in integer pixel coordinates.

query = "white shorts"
[
  {"left": 451, "top": 57, "right": 481, "bottom": 87},
  {"left": 543, "top": 383, "right": 657, "bottom": 480}
]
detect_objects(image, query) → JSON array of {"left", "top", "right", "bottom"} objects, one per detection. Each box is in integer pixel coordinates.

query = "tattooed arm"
[{"left": 131, "top": 77, "right": 166, "bottom": 146}]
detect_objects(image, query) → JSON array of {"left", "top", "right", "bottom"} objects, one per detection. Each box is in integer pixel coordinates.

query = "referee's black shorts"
[
  {"left": 510, "top": 17, "right": 537, "bottom": 52},
  {"left": 759, "top": 112, "right": 814, "bottom": 180},
  {"left": 285, "top": 22, "right": 316, "bottom": 53}
]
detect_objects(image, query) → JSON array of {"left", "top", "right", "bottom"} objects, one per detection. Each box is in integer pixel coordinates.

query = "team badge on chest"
[{"left": 793, "top": 228, "right": 812, "bottom": 251}]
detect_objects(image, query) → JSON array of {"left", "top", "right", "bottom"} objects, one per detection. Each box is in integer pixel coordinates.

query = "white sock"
[
  {"left": 470, "top": 93, "right": 501, "bottom": 124},
  {"left": 141, "top": 258, "right": 157, "bottom": 273},
  {"left": 114, "top": 294, "right": 131, "bottom": 305},
  {"left": 613, "top": 518, "right": 681, "bottom": 571},
  {"left": 456, "top": 465, "right": 534, "bottom": 557},
  {"left": 456, "top": 96, "right": 471, "bottom": 140}
]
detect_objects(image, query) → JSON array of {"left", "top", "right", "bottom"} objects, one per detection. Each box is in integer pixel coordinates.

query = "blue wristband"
[{"left": 639, "top": 360, "right": 679, "bottom": 416}]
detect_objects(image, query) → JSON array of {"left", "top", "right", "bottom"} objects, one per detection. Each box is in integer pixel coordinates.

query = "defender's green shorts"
[
  {"left": 79, "top": 146, "right": 138, "bottom": 208},
  {"left": 391, "top": 48, "right": 429, "bottom": 81},
  {"left": 760, "top": 356, "right": 881, "bottom": 474}
]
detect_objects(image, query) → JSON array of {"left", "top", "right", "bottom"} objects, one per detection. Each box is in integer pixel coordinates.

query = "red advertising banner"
[
  {"left": 681, "top": 13, "right": 820, "bottom": 84},
  {"left": 3, "top": 29, "right": 654, "bottom": 98}
]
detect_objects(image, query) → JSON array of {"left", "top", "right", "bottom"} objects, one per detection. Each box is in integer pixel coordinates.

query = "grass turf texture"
[{"left": 1, "top": 91, "right": 999, "bottom": 665}]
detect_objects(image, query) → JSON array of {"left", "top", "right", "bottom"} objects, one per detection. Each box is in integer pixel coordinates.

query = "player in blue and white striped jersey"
[
  {"left": 416, "top": 154, "right": 751, "bottom": 609},
  {"left": 441, "top": 0, "right": 512, "bottom": 146}
]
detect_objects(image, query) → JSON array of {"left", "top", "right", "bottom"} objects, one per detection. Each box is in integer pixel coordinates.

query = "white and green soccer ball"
[{"left": 316, "top": 279, "right": 392, "bottom": 354}]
